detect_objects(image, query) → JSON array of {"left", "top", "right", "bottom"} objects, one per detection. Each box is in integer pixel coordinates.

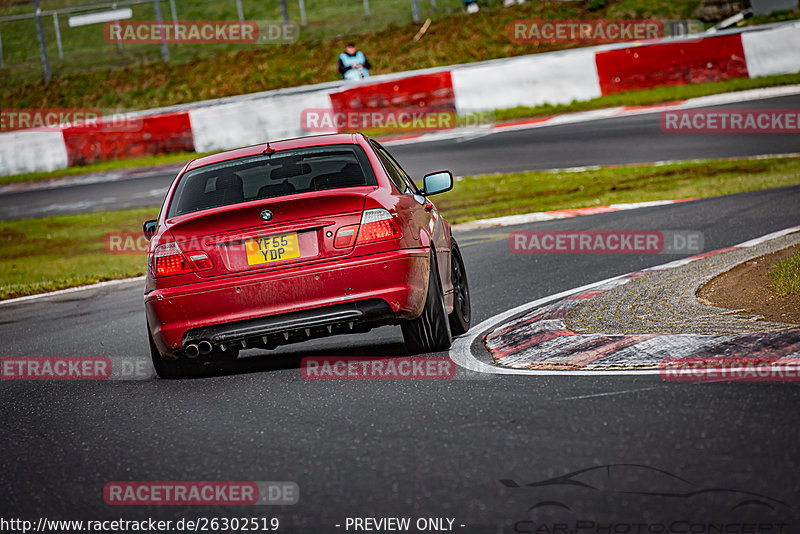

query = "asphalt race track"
[
  {"left": 2, "top": 183, "right": 800, "bottom": 529},
  {"left": 2, "top": 88, "right": 800, "bottom": 530},
  {"left": 2, "top": 93, "right": 800, "bottom": 220}
]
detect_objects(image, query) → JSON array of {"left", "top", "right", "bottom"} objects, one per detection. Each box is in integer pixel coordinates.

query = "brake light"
[
  {"left": 153, "top": 242, "right": 192, "bottom": 277},
  {"left": 332, "top": 209, "right": 402, "bottom": 249},
  {"left": 356, "top": 209, "right": 402, "bottom": 245}
]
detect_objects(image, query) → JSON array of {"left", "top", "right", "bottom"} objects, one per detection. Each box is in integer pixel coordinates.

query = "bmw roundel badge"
[{"left": 260, "top": 210, "right": 273, "bottom": 222}]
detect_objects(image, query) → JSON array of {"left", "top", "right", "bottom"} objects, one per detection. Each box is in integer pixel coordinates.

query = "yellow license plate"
[{"left": 245, "top": 232, "right": 300, "bottom": 266}]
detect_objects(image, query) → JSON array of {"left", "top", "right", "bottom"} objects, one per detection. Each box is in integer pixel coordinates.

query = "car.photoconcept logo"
[{"left": 503, "top": 464, "right": 793, "bottom": 531}]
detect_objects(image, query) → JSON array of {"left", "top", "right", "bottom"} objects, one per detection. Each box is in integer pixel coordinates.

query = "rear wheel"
[
  {"left": 448, "top": 238, "right": 471, "bottom": 336},
  {"left": 401, "top": 251, "right": 453, "bottom": 354}
]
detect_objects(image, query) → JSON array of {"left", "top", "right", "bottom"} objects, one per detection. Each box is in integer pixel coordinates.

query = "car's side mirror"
[
  {"left": 422, "top": 170, "right": 453, "bottom": 196},
  {"left": 143, "top": 219, "right": 158, "bottom": 240}
]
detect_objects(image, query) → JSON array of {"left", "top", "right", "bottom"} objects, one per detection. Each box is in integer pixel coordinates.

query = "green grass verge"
[
  {"left": 0, "top": 208, "right": 157, "bottom": 300},
  {"left": 435, "top": 156, "right": 800, "bottom": 223},
  {"left": 770, "top": 248, "right": 800, "bottom": 296},
  {"left": 2, "top": 156, "right": 799, "bottom": 300}
]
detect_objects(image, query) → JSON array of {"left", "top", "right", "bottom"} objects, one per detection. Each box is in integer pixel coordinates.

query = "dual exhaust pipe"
[
  {"left": 185, "top": 323, "right": 352, "bottom": 356},
  {"left": 184, "top": 340, "right": 213, "bottom": 358}
]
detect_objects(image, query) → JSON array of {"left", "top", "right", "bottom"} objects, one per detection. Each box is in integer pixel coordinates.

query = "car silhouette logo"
[
  {"left": 502, "top": 463, "right": 792, "bottom": 524},
  {"left": 260, "top": 210, "right": 273, "bottom": 221}
]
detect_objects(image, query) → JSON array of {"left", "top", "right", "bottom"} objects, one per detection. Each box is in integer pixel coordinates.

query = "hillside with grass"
[{"left": 5, "top": 0, "right": 796, "bottom": 112}]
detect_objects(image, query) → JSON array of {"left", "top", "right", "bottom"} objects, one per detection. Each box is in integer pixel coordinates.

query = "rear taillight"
[
  {"left": 186, "top": 252, "right": 213, "bottom": 272},
  {"left": 151, "top": 237, "right": 214, "bottom": 277},
  {"left": 153, "top": 242, "right": 192, "bottom": 277},
  {"left": 356, "top": 208, "right": 402, "bottom": 245},
  {"left": 334, "top": 209, "right": 401, "bottom": 249},
  {"left": 334, "top": 224, "right": 359, "bottom": 248}
]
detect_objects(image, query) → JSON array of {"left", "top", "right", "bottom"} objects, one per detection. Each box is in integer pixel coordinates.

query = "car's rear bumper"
[{"left": 145, "top": 248, "right": 429, "bottom": 356}]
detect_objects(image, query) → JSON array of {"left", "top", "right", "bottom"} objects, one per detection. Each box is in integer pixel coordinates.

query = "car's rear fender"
[{"left": 145, "top": 248, "right": 429, "bottom": 355}]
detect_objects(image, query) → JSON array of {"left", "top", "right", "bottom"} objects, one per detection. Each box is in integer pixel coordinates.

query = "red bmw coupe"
[{"left": 144, "top": 133, "right": 471, "bottom": 377}]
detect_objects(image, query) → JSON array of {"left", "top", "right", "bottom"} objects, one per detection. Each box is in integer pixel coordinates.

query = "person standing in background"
[
  {"left": 338, "top": 42, "right": 372, "bottom": 80},
  {"left": 463, "top": 0, "right": 480, "bottom": 13}
]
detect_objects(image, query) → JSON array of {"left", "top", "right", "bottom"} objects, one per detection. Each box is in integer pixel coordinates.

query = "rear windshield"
[{"left": 167, "top": 144, "right": 377, "bottom": 218}]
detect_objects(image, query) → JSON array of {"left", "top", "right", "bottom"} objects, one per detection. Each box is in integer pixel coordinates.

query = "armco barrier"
[
  {"left": 188, "top": 89, "right": 332, "bottom": 153},
  {"left": 594, "top": 34, "right": 749, "bottom": 95},
  {"left": 62, "top": 112, "right": 194, "bottom": 166},
  {"left": 742, "top": 22, "right": 800, "bottom": 78},
  {"left": 0, "top": 131, "right": 68, "bottom": 177},
  {"left": 452, "top": 48, "right": 601, "bottom": 113},
  {"left": 329, "top": 71, "right": 455, "bottom": 115},
  {"left": 1, "top": 22, "right": 798, "bottom": 177}
]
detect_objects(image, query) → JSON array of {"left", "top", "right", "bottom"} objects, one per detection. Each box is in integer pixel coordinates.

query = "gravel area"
[{"left": 566, "top": 232, "right": 800, "bottom": 335}]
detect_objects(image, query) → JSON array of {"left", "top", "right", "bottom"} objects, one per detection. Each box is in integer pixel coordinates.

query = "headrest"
[
  {"left": 216, "top": 172, "right": 243, "bottom": 190},
  {"left": 270, "top": 162, "right": 311, "bottom": 181}
]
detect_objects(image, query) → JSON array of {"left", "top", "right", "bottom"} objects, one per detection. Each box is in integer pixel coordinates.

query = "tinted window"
[
  {"left": 373, "top": 146, "right": 407, "bottom": 193},
  {"left": 167, "top": 145, "right": 376, "bottom": 217},
  {"left": 371, "top": 141, "right": 419, "bottom": 195}
]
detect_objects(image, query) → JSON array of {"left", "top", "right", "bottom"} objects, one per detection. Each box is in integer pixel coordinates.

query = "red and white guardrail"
[{"left": 1, "top": 22, "right": 798, "bottom": 177}]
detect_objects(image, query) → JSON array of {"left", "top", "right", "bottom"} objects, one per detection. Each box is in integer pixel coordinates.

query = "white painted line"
[
  {"left": 608, "top": 200, "right": 678, "bottom": 210},
  {"left": 0, "top": 276, "right": 145, "bottom": 306},
  {"left": 449, "top": 225, "right": 800, "bottom": 375},
  {"left": 735, "top": 226, "right": 800, "bottom": 248}
]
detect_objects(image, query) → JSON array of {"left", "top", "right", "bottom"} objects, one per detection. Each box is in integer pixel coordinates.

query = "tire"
[
  {"left": 147, "top": 324, "right": 204, "bottom": 379},
  {"left": 448, "top": 238, "right": 472, "bottom": 336},
  {"left": 401, "top": 251, "right": 453, "bottom": 354}
]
